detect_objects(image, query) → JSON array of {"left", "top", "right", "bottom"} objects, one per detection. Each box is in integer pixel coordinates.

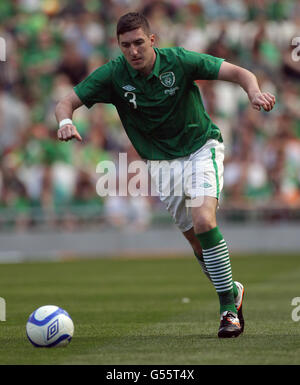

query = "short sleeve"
[
  {"left": 73, "top": 62, "right": 113, "bottom": 108},
  {"left": 177, "top": 47, "right": 225, "bottom": 81}
]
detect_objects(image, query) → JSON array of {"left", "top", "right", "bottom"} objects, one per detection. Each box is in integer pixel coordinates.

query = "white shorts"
[{"left": 147, "top": 139, "right": 224, "bottom": 232}]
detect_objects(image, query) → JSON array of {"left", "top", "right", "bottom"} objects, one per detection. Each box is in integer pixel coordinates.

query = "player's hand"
[
  {"left": 57, "top": 124, "right": 82, "bottom": 142},
  {"left": 251, "top": 92, "right": 276, "bottom": 112}
]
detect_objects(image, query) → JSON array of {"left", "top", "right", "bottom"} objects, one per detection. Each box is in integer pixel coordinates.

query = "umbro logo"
[{"left": 122, "top": 85, "right": 136, "bottom": 91}]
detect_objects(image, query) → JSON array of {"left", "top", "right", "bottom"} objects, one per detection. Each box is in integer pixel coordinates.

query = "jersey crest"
[{"left": 159, "top": 72, "right": 175, "bottom": 88}]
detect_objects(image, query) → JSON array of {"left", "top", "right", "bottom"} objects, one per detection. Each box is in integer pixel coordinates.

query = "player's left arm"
[{"left": 218, "top": 61, "right": 275, "bottom": 111}]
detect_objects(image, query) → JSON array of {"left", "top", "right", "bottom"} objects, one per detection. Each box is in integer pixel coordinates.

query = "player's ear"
[{"left": 149, "top": 34, "right": 155, "bottom": 47}]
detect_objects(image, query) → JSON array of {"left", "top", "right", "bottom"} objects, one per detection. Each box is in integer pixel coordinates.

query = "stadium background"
[{"left": 0, "top": 0, "right": 300, "bottom": 259}]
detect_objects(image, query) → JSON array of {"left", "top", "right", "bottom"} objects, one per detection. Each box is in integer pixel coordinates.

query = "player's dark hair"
[{"left": 117, "top": 12, "right": 151, "bottom": 39}]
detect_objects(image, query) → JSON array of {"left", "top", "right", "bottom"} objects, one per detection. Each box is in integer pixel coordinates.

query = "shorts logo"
[
  {"left": 47, "top": 319, "right": 59, "bottom": 340},
  {"left": 159, "top": 72, "right": 175, "bottom": 87}
]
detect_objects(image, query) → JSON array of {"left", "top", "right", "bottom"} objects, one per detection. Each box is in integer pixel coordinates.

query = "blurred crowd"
[{"left": 0, "top": 0, "right": 300, "bottom": 231}]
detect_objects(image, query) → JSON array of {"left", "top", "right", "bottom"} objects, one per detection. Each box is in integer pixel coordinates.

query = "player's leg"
[
  {"left": 183, "top": 219, "right": 244, "bottom": 337},
  {"left": 182, "top": 225, "right": 243, "bottom": 313},
  {"left": 147, "top": 150, "right": 244, "bottom": 337},
  {"left": 191, "top": 197, "right": 236, "bottom": 306},
  {"left": 183, "top": 222, "right": 244, "bottom": 336},
  {"left": 190, "top": 197, "right": 241, "bottom": 337},
  {"left": 186, "top": 140, "right": 244, "bottom": 337},
  {"left": 148, "top": 158, "right": 211, "bottom": 281},
  {"left": 182, "top": 227, "right": 211, "bottom": 282}
]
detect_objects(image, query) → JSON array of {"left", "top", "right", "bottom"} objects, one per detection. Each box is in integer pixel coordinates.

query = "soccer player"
[{"left": 55, "top": 12, "right": 275, "bottom": 338}]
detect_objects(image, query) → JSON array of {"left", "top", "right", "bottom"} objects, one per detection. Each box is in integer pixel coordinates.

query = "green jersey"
[{"left": 74, "top": 47, "right": 224, "bottom": 160}]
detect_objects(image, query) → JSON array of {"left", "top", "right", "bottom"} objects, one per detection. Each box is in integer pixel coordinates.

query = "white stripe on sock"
[
  {"left": 203, "top": 240, "right": 233, "bottom": 293},
  {"left": 204, "top": 253, "right": 229, "bottom": 264},
  {"left": 202, "top": 241, "right": 226, "bottom": 254}
]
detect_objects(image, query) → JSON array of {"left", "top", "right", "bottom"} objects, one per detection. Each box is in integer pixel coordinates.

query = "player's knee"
[{"left": 193, "top": 211, "right": 216, "bottom": 234}]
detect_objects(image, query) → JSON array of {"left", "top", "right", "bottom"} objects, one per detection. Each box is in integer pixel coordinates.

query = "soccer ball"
[{"left": 26, "top": 305, "right": 74, "bottom": 347}]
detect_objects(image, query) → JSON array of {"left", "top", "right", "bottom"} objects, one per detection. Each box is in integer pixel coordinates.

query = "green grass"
[{"left": 0, "top": 253, "right": 300, "bottom": 365}]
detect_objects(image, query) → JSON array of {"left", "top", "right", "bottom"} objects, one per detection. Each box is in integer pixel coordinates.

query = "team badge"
[{"left": 159, "top": 72, "right": 175, "bottom": 88}]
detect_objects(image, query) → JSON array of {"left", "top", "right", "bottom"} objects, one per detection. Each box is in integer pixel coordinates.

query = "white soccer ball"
[{"left": 26, "top": 305, "right": 74, "bottom": 347}]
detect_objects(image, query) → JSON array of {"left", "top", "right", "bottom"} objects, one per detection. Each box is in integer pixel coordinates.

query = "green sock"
[
  {"left": 233, "top": 281, "right": 238, "bottom": 298},
  {"left": 196, "top": 226, "right": 237, "bottom": 314}
]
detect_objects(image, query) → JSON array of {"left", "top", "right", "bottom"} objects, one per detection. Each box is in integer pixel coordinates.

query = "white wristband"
[{"left": 59, "top": 119, "right": 73, "bottom": 128}]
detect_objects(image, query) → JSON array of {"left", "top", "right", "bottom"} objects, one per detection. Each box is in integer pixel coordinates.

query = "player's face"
[{"left": 118, "top": 28, "right": 156, "bottom": 75}]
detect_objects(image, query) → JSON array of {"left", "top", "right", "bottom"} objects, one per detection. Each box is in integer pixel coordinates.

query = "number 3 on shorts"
[{"left": 125, "top": 92, "right": 137, "bottom": 109}]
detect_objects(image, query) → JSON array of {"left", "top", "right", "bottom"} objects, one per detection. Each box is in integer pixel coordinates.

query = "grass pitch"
[{"left": 0, "top": 253, "right": 300, "bottom": 365}]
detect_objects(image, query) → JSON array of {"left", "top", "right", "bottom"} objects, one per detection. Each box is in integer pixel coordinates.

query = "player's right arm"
[
  {"left": 218, "top": 61, "right": 275, "bottom": 112},
  {"left": 55, "top": 89, "right": 83, "bottom": 142},
  {"left": 177, "top": 48, "right": 275, "bottom": 112}
]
